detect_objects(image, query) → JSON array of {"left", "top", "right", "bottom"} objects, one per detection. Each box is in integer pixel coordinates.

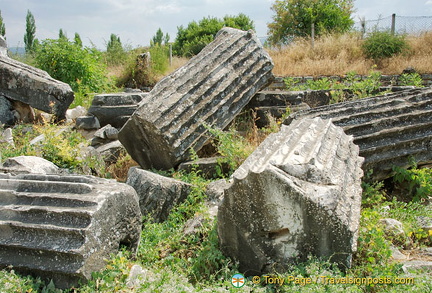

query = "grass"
[{"left": 268, "top": 31, "right": 432, "bottom": 76}]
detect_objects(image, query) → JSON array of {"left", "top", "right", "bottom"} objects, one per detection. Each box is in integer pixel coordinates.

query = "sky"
[{"left": 1, "top": 0, "right": 432, "bottom": 49}]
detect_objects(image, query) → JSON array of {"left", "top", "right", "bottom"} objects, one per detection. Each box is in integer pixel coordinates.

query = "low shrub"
[{"left": 362, "top": 31, "right": 409, "bottom": 62}]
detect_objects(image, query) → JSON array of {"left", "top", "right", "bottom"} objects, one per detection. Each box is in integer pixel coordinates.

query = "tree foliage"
[
  {"left": 58, "top": 29, "right": 67, "bottom": 41},
  {"left": 107, "top": 33, "right": 122, "bottom": 53},
  {"left": 24, "top": 10, "right": 37, "bottom": 53},
  {"left": 267, "top": 0, "right": 354, "bottom": 45},
  {"left": 173, "top": 13, "right": 254, "bottom": 57},
  {"left": 0, "top": 10, "right": 6, "bottom": 38},
  {"left": 151, "top": 28, "right": 170, "bottom": 46},
  {"left": 34, "top": 38, "right": 111, "bottom": 93},
  {"left": 74, "top": 32, "right": 82, "bottom": 47},
  {"left": 106, "top": 33, "right": 124, "bottom": 65}
]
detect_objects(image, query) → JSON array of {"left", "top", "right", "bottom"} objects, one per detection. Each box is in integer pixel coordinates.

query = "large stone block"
[
  {"left": 218, "top": 118, "right": 364, "bottom": 275},
  {"left": 119, "top": 28, "right": 274, "bottom": 170},
  {"left": 285, "top": 87, "right": 432, "bottom": 180},
  {"left": 126, "top": 167, "right": 191, "bottom": 222},
  {"left": 0, "top": 43, "right": 74, "bottom": 121},
  {"left": 0, "top": 172, "right": 141, "bottom": 288},
  {"left": 88, "top": 92, "right": 148, "bottom": 128}
]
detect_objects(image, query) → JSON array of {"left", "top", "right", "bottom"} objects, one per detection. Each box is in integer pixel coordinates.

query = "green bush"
[
  {"left": 173, "top": 14, "right": 254, "bottom": 57},
  {"left": 362, "top": 31, "right": 409, "bottom": 62},
  {"left": 34, "top": 39, "right": 113, "bottom": 95}
]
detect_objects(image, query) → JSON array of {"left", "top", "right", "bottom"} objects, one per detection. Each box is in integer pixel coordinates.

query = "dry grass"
[{"left": 268, "top": 31, "right": 432, "bottom": 76}]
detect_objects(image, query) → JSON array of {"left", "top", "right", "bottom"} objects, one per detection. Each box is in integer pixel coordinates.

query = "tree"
[
  {"left": 107, "top": 33, "right": 122, "bottom": 53},
  {"left": 59, "top": 28, "right": 67, "bottom": 41},
  {"left": 0, "top": 10, "right": 6, "bottom": 38},
  {"left": 151, "top": 28, "right": 171, "bottom": 46},
  {"left": 151, "top": 28, "right": 164, "bottom": 46},
  {"left": 106, "top": 33, "right": 124, "bottom": 65},
  {"left": 173, "top": 13, "right": 255, "bottom": 57},
  {"left": 24, "top": 10, "right": 37, "bottom": 53},
  {"left": 164, "top": 33, "right": 170, "bottom": 45},
  {"left": 74, "top": 32, "right": 82, "bottom": 47},
  {"left": 267, "top": 0, "right": 354, "bottom": 45}
]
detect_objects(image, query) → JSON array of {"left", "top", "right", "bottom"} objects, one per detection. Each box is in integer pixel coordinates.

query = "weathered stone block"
[
  {"left": 0, "top": 42, "right": 74, "bottom": 120},
  {"left": 126, "top": 167, "right": 191, "bottom": 222},
  {"left": 218, "top": 118, "right": 364, "bottom": 275},
  {"left": 119, "top": 28, "right": 274, "bottom": 170},
  {"left": 285, "top": 87, "right": 432, "bottom": 180},
  {"left": 1, "top": 156, "right": 60, "bottom": 174},
  {"left": 88, "top": 92, "right": 147, "bottom": 128},
  {"left": 0, "top": 172, "right": 141, "bottom": 288}
]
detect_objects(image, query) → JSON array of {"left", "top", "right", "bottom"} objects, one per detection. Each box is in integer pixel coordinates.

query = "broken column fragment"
[
  {"left": 0, "top": 172, "right": 142, "bottom": 289},
  {"left": 88, "top": 91, "right": 148, "bottom": 128},
  {"left": 0, "top": 37, "right": 74, "bottom": 121},
  {"left": 218, "top": 117, "right": 364, "bottom": 275},
  {"left": 285, "top": 87, "right": 432, "bottom": 180},
  {"left": 126, "top": 167, "right": 191, "bottom": 222},
  {"left": 118, "top": 27, "right": 274, "bottom": 170}
]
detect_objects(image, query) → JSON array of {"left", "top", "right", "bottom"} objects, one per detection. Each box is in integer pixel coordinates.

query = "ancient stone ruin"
[
  {"left": 118, "top": 27, "right": 274, "bottom": 170},
  {"left": 0, "top": 37, "right": 74, "bottom": 121},
  {"left": 88, "top": 91, "right": 148, "bottom": 128},
  {"left": 218, "top": 117, "right": 364, "bottom": 275},
  {"left": 126, "top": 167, "right": 191, "bottom": 222},
  {"left": 0, "top": 171, "right": 142, "bottom": 288},
  {"left": 285, "top": 87, "right": 432, "bottom": 180}
]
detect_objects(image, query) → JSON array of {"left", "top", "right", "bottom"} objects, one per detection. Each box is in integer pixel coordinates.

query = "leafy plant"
[
  {"left": 173, "top": 13, "right": 254, "bottom": 57},
  {"left": 393, "top": 162, "right": 432, "bottom": 202},
  {"left": 268, "top": 0, "right": 355, "bottom": 45},
  {"left": 362, "top": 30, "right": 409, "bottom": 62},
  {"left": 204, "top": 124, "right": 254, "bottom": 176},
  {"left": 399, "top": 73, "right": 424, "bottom": 87},
  {"left": 34, "top": 38, "right": 114, "bottom": 99}
]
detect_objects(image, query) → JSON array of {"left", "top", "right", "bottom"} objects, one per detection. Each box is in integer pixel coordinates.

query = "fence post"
[
  {"left": 391, "top": 13, "right": 396, "bottom": 35},
  {"left": 311, "top": 22, "right": 315, "bottom": 49},
  {"left": 360, "top": 17, "right": 366, "bottom": 39},
  {"left": 169, "top": 44, "right": 172, "bottom": 67}
]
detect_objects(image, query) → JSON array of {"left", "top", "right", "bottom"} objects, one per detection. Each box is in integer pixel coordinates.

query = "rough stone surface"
[
  {"left": 88, "top": 92, "right": 147, "bottom": 128},
  {"left": 0, "top": 172, "right": 142, "bottom": 288},
  {"left": 94, "top": 140, "right": 125, "bottom": 164},
  {"left": 218, "top": 117, "right": 364, "bottom": 275},
  {"left": 66, "top": 106, "right": 87, "bottom": 122},
  {"left": 285, "top": 87, "right": 432, "bottom": 180},
  {"left": 126, "top": 167, "right": 191, "bottom": 222},
  {"left": 178, "top": 157, "right": 230, "bottom": 179},
  {"left": 0, "top": 128, "right": 14, "bottom": 147},
  {"left": 0, "top": 95, "right": 14, "bottom": 126},
  {"left": 0, "top": 36, "right": 7, "bottom": 57},
  {"left": 1, "top": 156, "right": 60, "bottom": 174},
  {"left": 119, "top": 28, "right": 274, "bottom": 170},
  {"left": 75, "top": 115, "right": 100, "bottom": 130},
  {"left": 0, "top": 46, "right": 74, "bottom": 120}
]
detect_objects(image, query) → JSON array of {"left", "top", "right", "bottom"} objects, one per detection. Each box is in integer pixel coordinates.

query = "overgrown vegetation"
[
  {"left": 34, "top": 38, "right": 114, "bottom": 108},
  {"left": 1, "top": 113, "right": 431, "bottom": 292},
  {"left": 362, "top": 30, "right": 410, "bottom": 64},
  {"left": 268, "top": 0, "right": 354, "bottom": 45},
  {"left": 269, "top": 31, "right": 432, "bottom": 76},
  {"left": 172, "top": 13, "right": 254, "bottom": 57},
  {"left": 1, "top": 8, "right": 432, "bottom": 293}
]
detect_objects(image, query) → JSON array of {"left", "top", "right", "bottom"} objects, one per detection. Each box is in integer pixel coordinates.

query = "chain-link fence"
[{"left": 354, "top": 14, "right": 432, "bottom": 36}]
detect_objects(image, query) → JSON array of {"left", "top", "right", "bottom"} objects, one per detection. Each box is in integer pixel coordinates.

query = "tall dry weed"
[{"left": 268, "top": 32, "right": 432, "bottom": 76}]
